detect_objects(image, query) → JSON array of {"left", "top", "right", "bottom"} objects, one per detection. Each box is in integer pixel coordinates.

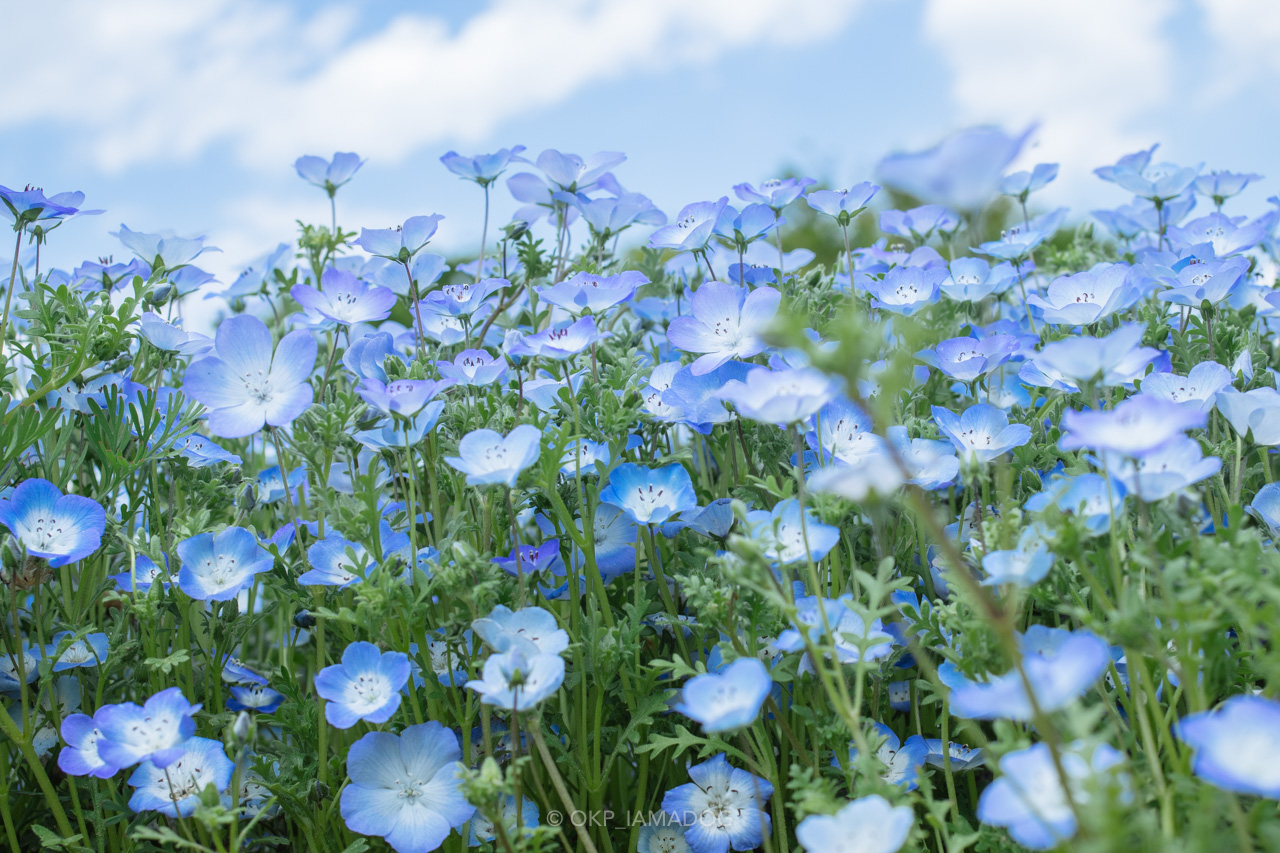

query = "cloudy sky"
[{"left": 5, "top": 0, "right": 1279, "bottom": 288}]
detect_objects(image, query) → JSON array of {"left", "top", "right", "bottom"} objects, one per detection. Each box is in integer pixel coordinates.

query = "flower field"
[{"left": 2, "top": 129, "right": 1280, "bottom": 852}]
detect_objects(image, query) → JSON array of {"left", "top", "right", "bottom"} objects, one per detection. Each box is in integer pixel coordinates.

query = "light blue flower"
[
  {"left": 291, "top": 267, "right": 396, "bottom": 326},
  {"left": 1216, "top": 386, "right": 1280, "bottom": 445},
  {"left": 876, "top": 126, "right": 1031, "bottom": 210},
  {"left": 649, "top": 198, "right": 729, "bottom": 253},
  {"left": 1027, "top": 263, "right": 1137, "bottom": 325},
  {"left": 806, "top": 182, "right": 879, "bottom": 225},
  {"left": 436, "top": 348, "right": 508, "bottom": 387},
  {"left": 1059, "top": 396, "right": 1206, "bottom": 457},
  {"left": 315, "top": 641, "right": 410, "bottom": 729},
  {"left": 95, "top": 687, "right": 201, "bottom": 769},
  {"left": 113, "top": 223, "right": 218, "bottom": 271},
  {"left": 931, "top": 403, "right": 1031, "bottom": 464},
  {"left": 795, "top": 794, "right": 913, "bottom": 853},
  {"left": 504, "top": 316, "right": 610, "bottom": 360},
  {"left": 0, "top": 478, "right": 105, "bottom": 567},
  {"left": 674, "top": 658, "right": 771, "bottom": 733},
  {"left": 1100, "top": 435, "right": 1221, "bottom": 501},
  {"left": 940, "top": 257, "right": 1016, "bottom": 302},
  {"left": 472, "top": 604, "right": 569, "bottom": 656},
  {"left": 127, "top": 736, "right": 234, "bottom": 817},
  {"left": 57, "top": 712, "right": 117, "bottom": 779},
  {"left": 880, "top": 204, "right": 959, "bottom": 241},
  {"left": 1246, "top": 482, "right": 1280, "bottom": 537},
  {"left": 887, "top": 426, "right": 959, "bottom": 490},
  {"left": 1140, "top": 360, "right": 1232, "bottom": 413},
  {"left": 1002, "top": 163, "right": 1059, "bottom": 199},
  {"left": 599, "top": 463, "right": 698, "bottom": 526},
  {"left": 665, "top": 281, "right": 779, "bottom": 375},
  {"left": 444, "top": 424, "right": 542, "bottom": 488},
  {"left": 467, "top": 795, "right": 539, "bottom": 847},
  {"left": 864, "top": 266, "right": 946, "bottom": 315},
  {"left": 538, "top": 270, "right": 647, "bottom": 315},
  {"left": 295, "top": 152, "right": 365, "bottom": 196},
  {"left": 340, "top": 722, "right": 474, "bottom": 853},
  {"left": 662, "top": 753, "right": 772, "bottom": 853},
  {"left": 719, "top": 366, "right": 842, "bottom": 427},
  {"left": 357, "top": 378, "right": 453, "bottom": 418},
  {"left": 981, "top": 538, "right": 1055, "bottom": 587},
  {"left": 745, "top": 499, "right": 840, "bottom": 565},
  {"left": 466, "top": 647, "right": 565, "bottom": 710},
  {"left": 1175, "top": 695, "right": 1280, "bottom": 798},
  {"left": 835, "top": 722, "right": 928, "bottom": 791},
  {"left": 176, "top": 527, "right": 273, "bottom": 601},
  {"left": 440, "top": 146, "right": 526, "bottom": 185},
  {"left": 44, "top": 631, "right": 109, "bottom": 671},
  {"left": 355, "top": 215, "right": 445, "bottom": 263}
]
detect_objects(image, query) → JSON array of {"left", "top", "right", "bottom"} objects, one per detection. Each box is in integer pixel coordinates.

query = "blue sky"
[{"left": 6, "top": 0, "right": 1280, "bottom": 294}]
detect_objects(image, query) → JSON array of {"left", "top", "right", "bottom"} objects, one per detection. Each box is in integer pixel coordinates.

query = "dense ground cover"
[{"left": 2, "top": 129, "right": 1280, "bottom": 853}]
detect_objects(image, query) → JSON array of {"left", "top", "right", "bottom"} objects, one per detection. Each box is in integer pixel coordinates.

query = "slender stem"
[
  {"left": 477, "top": 183, "right": 490, "bottom": 283},
  {"left": 530, "top": 722, "right": 599, "bottom": 853},
  {"left": 0, "top": 227, "right": 24, "bottom": 356}
]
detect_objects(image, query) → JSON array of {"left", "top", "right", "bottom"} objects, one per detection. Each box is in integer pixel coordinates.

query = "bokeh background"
[{"left": 5, "top": 0, "right": 1279, "bottom": 287}]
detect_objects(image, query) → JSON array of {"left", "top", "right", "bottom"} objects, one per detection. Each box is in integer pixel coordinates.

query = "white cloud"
[
  {"left": 5, "top": 0, "right": 863, "bottom": 173},
  {"left": 922, "top": 0, "right": 1178, "bottom": 200},
  {"left": 1195, "top": 0, "right": 1280, "bottom": 101}
]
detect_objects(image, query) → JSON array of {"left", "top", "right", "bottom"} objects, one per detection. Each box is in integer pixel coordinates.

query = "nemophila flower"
[
  {"left": 1098, "top": 146, "right": 1201, "bottom": 201},
  {"left": 865, "top": 266, "right": 946, "bottom": 315},
  {"left": 932, "top": 403, "right": 1031, "bottom": 465},
  {"left": 1025, "top": 263, "right": 1136, "bottom": 325},
  {"left": 925, "top": 739, "right": 985, "bottom": 771},
  {"left": 638, "top": 815, "right": 692, "bottom": 853},
  {"left": 291, "top": 268, "right": 396, "bottom": 326},
  {"left": 879, "top": 205, "right": 959, "bottom": 242},
  {"left": 419, "top": 278, "right": 505, "bottom": 318},
  {"left": 775, "top": 597, "right": 894, "bottom": 672},
  {"left": 1194, "top": 170, "right": 1262, "bottom": 207},
  {"left": 435, "top": 348, "right": 507, "bottom": 388},
  {"left": 1158, "top": 256, "right": 1250, "bottom": 307},
  {"left": 665, "top": 281, "right": 779, "bottom": 374},
  {"left": 982, "top": 539, "right": 1055, "bottom": 587},
  {"left": 58, "top": 712, "right": 117, "bottom": 779},
  {"left": 599, "top": 463, "right": 698, "bottom": 526},
  {"left": 0, "top": 478, "right": 105, "bottom": 567},
  {"left": 836, "top": 723, "right": 928, "bottom": 791},
  {"left": 539, "top": 270, "right": 647, "bottom": 315},
  {"left": 466, "top": 647, "right": 565, "bottom": 710},
  {"left": 675, "top": 658, "right": 771, "bottom": 733},
  {"left": 109, "top": 553, "right": 169, "bottom": 592},
  {"left": 182, "top": 315, "right": 316, "bottom": 438},
  {"left": 113, "top": 224, "right": 217, "bottom": 271},
  {"left": 877, "top": 126, "right": 1030, "bottom": 210},
  {"left": 300, "top": 524, "right": 410, "bottom": 587},
  {"left": 559, "top": 438, "right": 610, "bottom": 476},
  {"left": 938, "top": 257, "right": 1015, "bottom": 302},
  {"left": 344, "top": 331, "right": 402, "bottom": 383},
  {"left": 227, "top": 683, "right": 284, "bottom": 713},
  {"left": 440, "top": 146, "right": 526, "bottom": 185},
  {"left": 0, "top": 184, "right": 84, "bottom": 228},
  {"left": 796, "top": 794, "right": 913, "bottom": 853},
  {"left": 176, "top": 527, "right": 273, "bottom": 601},
  {"left": 340, "top": 721, "right": 473, "bottom": 853},
  {"left": 1246, "top": 482, "right": 1280, "bottom": 537},
  {"left": 96, "top": 687, "right": 200, "bottom": 769},
  {"left": 888, "top": 426, "right": 960, "bottom": 490},
  {"left": 0, "top": 642, "right": 38, "bottom": 694},
  {"left": 315, "top": 641, "right": 410, "bottom": 729},
  {"left": 1002, "top": 162, "right": 1059, "bottom": 200},
  {"left": 138, "top": 312, "right": 213, "bottom": 355},
  {"left": 44, "top": 631, "right": 108, "bottom": 670},
  {"left": 1021, "top": 323, "right": 1159, "bottom": 391},
  {"left": 444, "top": 424, "right": 542, "bottom": 488},
  {"left": 295, "top": 152, "right": 364, "bottom": 196},
  {"left": 468, "top": 795, "right": 540, "bottom": 847},
  {"left": 256, "top": 465, "right": 307, "bottom": 505},
  {"left": 1059, "top": 396, "right": 1205, "bottom": 457},
  {"left": 663, "top": 498, "right": 738, "bottom": 540},
  {"left": 505, "top": 315, "right": 609, "bottom": 360},
  {"left": 472, "top": 604, "right": 569, "bottom": 656},
  {"left": 356, "top": 215, "right": 445, "bottom": 263},
  {"left": 127, "top": 736, "right": 234, "bottom": 817},
  {"left": 536, "top": 148, "right": 625, "bottom": 192},
  {"left": 806, "top": 397, "right": 877, "bottom": 464},
  {"left": 1216, "top": 387, "right": 1280, "bottom": 445},
  {"left": 567, "top": 504, "right": 638, "bottom": 581},
  {"left": 1101, "top": 436, "right": 1222, "bottom": 501},
  {"left": 712, "top": 202, "right": 779, "bottom": 251},
  {"left": 567, "top": 190, "right": 666, "bottom": 236},
  {"left": 663, "top": 753, "right": 773, "bottom": 853},
  {"left": 925, "top": 334, "right": 1019, "bottom": 382},
  {"left": 522, "top": 367, "right": 586, "bottom": 411},
  {"left": 806, "top": 182, "right": 880, "bottom": 225},
  {"left": 1169, "top": 213, "right": 1268, "bottom": 257},
  {"left": 807, "top": 449, "right": 904, "bottom": 502},
  {"left": 1174, "top": 695, "right": 1280, "bottom": 797},
  {"left": 974, "top": 223, "right": 1048, "bottom": 261},
  {"left": 649, "top": 197, "right": 729, "bottom": 253},
  {"left": 949, "top": 627, "right": 1111, "bottom": 721},
  {"left": 357, "top": 378, "right": 453, "bottom": 418},
  {"left": 745, "top": 499, "right": 840, "bottom": 565},
  {"left": 734, "top": 177, "right": 815, "bottom": 210},
  {"left": 650, "top": 362, "right": 750, "bottom": 435},
  {"left": 719, "top": 367, "right": 842, "bottom": 427},
  {"left": 978, "top": 742, "right": 1125, "bottom": 850},
  {"left": 1139, "top": 360, "right": 1232, "bottom": 412},
  {"left": 492, "top": 539, "right": 563, "bottom": 580}
]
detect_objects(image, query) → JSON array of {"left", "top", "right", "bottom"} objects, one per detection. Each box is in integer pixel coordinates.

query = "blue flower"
[
  {"left": 975, "top": 224, "right": 1049, "bottom": 261},
  {"left": 888, "top": 426, "right": 959, "bottom": 490},
  {"left": 538, "top": 270, "right": 647, "bottom": 315},
  {"left": 637, "top": 815, "right": 692, "bottom": 853},
  {"left": 806, "top": 182, "right": 880, "bottom": 225},
  {"left": 835, "top": 722, "right": 928, "bottom": 791},
  {"left": 567, "top": 504, "right": 638, "bottom": 581},
  {"left": 925, "top": 334, "right": 1019, "bottom": 382},
  {"left": 981, "top": 537, "right": 1055, "bottom": 587},
  {"left": 505, "top": 316, "right": 610, "bottom": 360},
  {"left": 675, "top": 658, "right": 771, "bottom": 733},
  {"left": 775, "top": 596, "right": 894, "bottom": 672},
  {"left": 138, "top": 312, "right": 213, "bottom": 355},
  {"left": 444, "top": 424, "right": 542, "bottom": 488},
  {"left": 713, "top": 202, "right": 780, "bottom": 251},
  {"left": 435, "top": 348, "right": 508, "bottom": 388},
  {"left": 96, "top": 687, "right": 201, "bottom": 769},
  {"left": 1175, "top": 695, "right": 1280, "bottom": 798},
  {"left": 949, "top": 627, "right": 1110, "bottom": 721},
  {"left": 291, "top": 268, "right": 396, "bottom": 326},
  {"left": 109, "top": 553, "right": 170, "bottom": 592},
  {"left": 344, "top": 331, "right": 403, "bottom": 383},
  {"left": 1021, "top": 323, "right": 1160, "bottom": 392},
  {"left": 466, "top": 647, "right": 565, "bottom": 710},
  {"left": 647, "top": 361, "right": 752, "bottom": 434},
  {"left": 1096, "top": 145, "right": 1201, "bottom": 201},
  {"left": 300, "top": 524, "right": 410, "bottom": 588},
  {"left": 256, "top": 465, "right": 308, "bottom": 504},
  {"left": 599, "top": 463, "right": 698, "bottom": 526},
  {"left": 719, "top": 366, "right": 842, "bottom": 427},
  {"left": 1001, "top": 163, "right": 1059, "bottom": 199},
  {"left": 127, "top": 736, "right": 234, "bottom": 817},
  {"left": 745, "top": 499, "right": 840, "bottom": 565},
  {"left": 1101, "top": 435, "right": 1221, "bottom": 501},
  {"left": 440, "top": 146, "right": 526, "bottom": 185},
  {"left": 182, "top": 314, "right": 316, "bottom": 438},
  {"left": 227, "top": 683, "right": 284, "bottom": 713},
  {"left": 176, "top": 527, "right": 273, "bottom": 601},
  {"left": 0, "top": 185, "right": 93, "bottom": 228},
  {"left": 112, "top": 224, "right": 217, "bottom": 271},
  {"left": 357, "top": 378, "right": 453, "bottom": 418},
  {"left": 665, "top": 281, "right": 778, "bottom": 374},
  {"left": 472, "top": 604, "right": 570, "bottom": 656},
  {"left": 795, "top": 794, "right": 913, "bottom": 853},
  {"left": 1026, "top": 263, "right": 1137, "bottom": 325},
  {"left": 649, "top": 198, "right": 729, "bottom": 253},
  {"left": 977, "top": 742, "right": 1125, "bottom": 850},
  {"left": 340, "top": 721, "right": 474, "bottom": 853},
  {"left": 1194, "top": 170, "right": 1262, "bottom": 206},
  {"left": 44, "top": 631, "right": 108, "bottom": 671},
  {"left": 662, "top": 753, "right": 772, "bottom": 853},
  {"left": 315, "top": 641, "right": 411, "bottom": 730},
  {"left": 864, "top": 266, "right": 946, "bottom": 315},
  {"left": 0, "top": 478, "right": 105, "bottom": 567},
  {"left": 876, "top": 126, "right": 1031, "bottom": 210},
  {"left": 735, "top": 177, "right": 815, "bottom": 210},
  {"left": 356, "top": 215, "right": 445, "bottom": 263},
  {"left": 1246, "top": 482, "right": 1280, "bottom": 537},
  {"left": 534, "top": 148, "right": 625, "bottom": 192},
  {"left": 57, "top": 713, "right": 118, "bottom": 779},
  {"left": 467, "top": 795, "right": 540, "bottom": 847},
  {"left": 1140, "top": 360, "right": 1232, "bottom": 413},
  {"left": 931, "top": 403, "right": 1031, "bottom": 465},
  {"left": 419, "top": 278, "right": 505, "bottom": 318},
  {"left": 491, "top": 539, "right": 563, "bottom": 579},
  {"left": 295, "top": 152, "right": 365, "bottom": 196},
  {"left": 880, "top": 204, "right": 959, "bottom": 241},
  {"left": 1216, "top": 386, "right": 1280, "bottom": 446},
  {"left": 1059, "top": 396, "right": 1205, "bottom": 457},
  {"left": 924, "top": 739, "right": 985, "bottom": 771},
  {"left": 940, "top": 257, "right": 1016, "bottom": 302}
]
